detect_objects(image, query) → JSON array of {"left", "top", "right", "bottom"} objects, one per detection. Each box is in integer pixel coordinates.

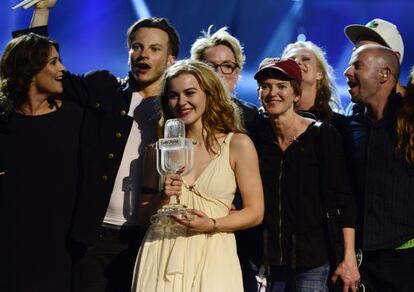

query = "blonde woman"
[
  {"left": 282, "top": 40, "right": 343, "bottom": 121},
  {"left": 132, "top": 60, "right": 264, "bottom": 292}
]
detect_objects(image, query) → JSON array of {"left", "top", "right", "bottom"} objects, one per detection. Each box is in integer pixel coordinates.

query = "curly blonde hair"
[{"left": 159, "top": 59, "right": 244, "bottom": 154}]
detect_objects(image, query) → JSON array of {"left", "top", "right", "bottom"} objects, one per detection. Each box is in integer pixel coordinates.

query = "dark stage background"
[{"left": 1, "top": 0, "right": 413, "bottom": 109}]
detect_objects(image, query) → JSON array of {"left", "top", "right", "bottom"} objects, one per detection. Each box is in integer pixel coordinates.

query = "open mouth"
[
  {"left": 347, "top": 80, "right": 358, "bottom": 88},
  {"left": 134, "top": 62, "right": 151, "bottom": 74},
  {"left": 136, "top": 63, "right": 151, "bottom": 69}
]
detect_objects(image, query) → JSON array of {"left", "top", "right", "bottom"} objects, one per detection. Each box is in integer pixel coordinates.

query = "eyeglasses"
[{"left": 205, "top": 62, "right": 239, "bottom": 75}]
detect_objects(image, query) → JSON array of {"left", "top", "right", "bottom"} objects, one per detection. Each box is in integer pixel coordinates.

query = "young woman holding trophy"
[{"left": 132, "top": 59, "right": 264, "bottom": 292}]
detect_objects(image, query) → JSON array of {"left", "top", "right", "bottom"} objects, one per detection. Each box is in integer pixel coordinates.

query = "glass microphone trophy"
[{"left": 150, "top": 118, "right": 194, "bottom": 224}]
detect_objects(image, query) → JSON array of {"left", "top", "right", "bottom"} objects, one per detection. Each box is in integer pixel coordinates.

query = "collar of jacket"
[{"left": 353, "top": 87, "right": 402, "bottom": 120}]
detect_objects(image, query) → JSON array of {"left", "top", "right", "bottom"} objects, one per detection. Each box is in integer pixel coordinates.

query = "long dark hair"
[
  {"left": 396, "top": 69, "right": 414, "bottom": 165},
  {"left": 0, "top": 33, "right": 59, "bottom": 111}
]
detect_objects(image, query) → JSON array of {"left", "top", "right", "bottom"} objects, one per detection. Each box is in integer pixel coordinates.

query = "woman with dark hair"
[
  {"left": 396, "top": 68, "right": 414, "bottom": 165},
  {"left": 131, "top": 60, "right": 264, "bottom": 291},
  {"left": 252, "top": 57, "right": 360, "bottom": 291},
  {"left": 0, "top": 33, "right": 83, "bottom": 292}
]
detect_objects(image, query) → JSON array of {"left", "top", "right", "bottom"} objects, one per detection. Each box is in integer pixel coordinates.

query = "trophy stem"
[{"left": 174, "top": 194, "right": 180, "bottom": 205}]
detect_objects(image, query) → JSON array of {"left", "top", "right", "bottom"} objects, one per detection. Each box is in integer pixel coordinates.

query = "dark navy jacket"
[
  {"left": 337, "top": 92, "right": 414, "bottom": 250},
  {"left": 63, "top": 71, "right": 159, "bottom": 245},
  {"left": 12, "top": 26, "right": 159, "bottom": 246}
]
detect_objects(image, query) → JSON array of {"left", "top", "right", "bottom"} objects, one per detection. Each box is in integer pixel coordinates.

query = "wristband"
[{"left": 209, "top": 217, "right": 217, "bottom": 234}]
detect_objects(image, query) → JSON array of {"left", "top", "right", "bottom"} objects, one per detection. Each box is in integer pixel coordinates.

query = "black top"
[
  {"left": 0, "top": 101, "right": 83, "bottom": 292},
  {"left": 251, "top": 116, "right": 356, "bottom": 268},
  {"left": 336, "top": 91, "right": 414, "bottom": 250},
  {"left": 232, "top": 97, "right": 259, "bottom": 135},
  {"left": 62, "top": 70, "right": 157, "bottom": 245},
  {"left": 12, "top": 25, "right": 154, "bottom": 246}
]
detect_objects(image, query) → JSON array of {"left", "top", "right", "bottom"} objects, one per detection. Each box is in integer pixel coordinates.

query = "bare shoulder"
[
  {"left": 229, "top": 133, "right": 258, "bottom": 171},
  {"left": 229, "top": 132, "right": 255, "bottom": 153}
]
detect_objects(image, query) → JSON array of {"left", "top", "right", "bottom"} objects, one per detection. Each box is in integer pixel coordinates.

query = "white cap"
[{"left": 344, "top": 18, "right": 404, "bottom": 63}]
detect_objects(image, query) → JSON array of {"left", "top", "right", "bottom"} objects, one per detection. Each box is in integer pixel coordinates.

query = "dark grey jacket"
[{"left": 338, "top": 91, "right": 414, "bottom": 250}]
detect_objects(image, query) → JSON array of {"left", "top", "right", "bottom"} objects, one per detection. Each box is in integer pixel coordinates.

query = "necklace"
[
  {"left": 289, "top": 133, "right": 298, "bottom": 143},
  {"left": 273, "top": 126, "right": 299, "bottom": 149}
]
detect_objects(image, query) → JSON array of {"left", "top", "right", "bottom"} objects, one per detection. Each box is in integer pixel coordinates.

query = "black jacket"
[
  {"left": 252, "top": 116, "right": 356, "bottom": 268},
  {"left": 337, "top": 91, "right": 414, "bottom": 250},
  {"left": 12, "top": 26, "right": 157, "bottom": 246},
  {"left": 62, "top": 71, "right": 159, "bottom": 245},
  {"left": 232, "top": 97, "right": 259, "bottom": 134}
]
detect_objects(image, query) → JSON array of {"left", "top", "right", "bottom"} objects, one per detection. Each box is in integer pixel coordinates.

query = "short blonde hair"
[{"left": 190, "top": 26, "right": 246, "bottom": 71}]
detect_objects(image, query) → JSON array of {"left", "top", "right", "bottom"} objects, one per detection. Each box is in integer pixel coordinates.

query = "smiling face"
[
  {"left": 202, "top": 44, "right": 240, "bottom": 93},
  {"left": 167, "top": 73, "right": 207, "bottom": 128},
  {"left": 129, "top": 27, "right": 174, "bottom": 88},
  {"left": 31, "top": 46, "right": 65, "bottom": 97},
  {"left": 284, "top": 47, "right": 322, "bottom": 87},
  {"left": 258, "top": 77, "right": 299, "bottom": 117}
]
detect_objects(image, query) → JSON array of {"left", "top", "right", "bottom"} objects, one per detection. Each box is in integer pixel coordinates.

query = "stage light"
[
  {"left": 297, "top": 33, "right": 307, "bottom": 41},
  {"left": 131, "top": 0, "right": 151, "bottom": 18}
]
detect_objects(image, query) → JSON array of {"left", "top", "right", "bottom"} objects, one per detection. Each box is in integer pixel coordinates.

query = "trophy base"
[{"left": 150, "top": 204, "right": 193, "bottom": 224}]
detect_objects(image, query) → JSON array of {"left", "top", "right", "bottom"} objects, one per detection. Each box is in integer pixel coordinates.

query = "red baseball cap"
[{"left": 254, "top": 57, "right": 302, "bottom": 84}]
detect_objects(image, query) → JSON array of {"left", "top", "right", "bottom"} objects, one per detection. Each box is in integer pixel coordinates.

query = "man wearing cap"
[
  {"left": 251, "top": 57, "right": 359, "bottom": 291},
  {"left": 344, "top": 18, "right": 406, "bottom": 115},
  {"left": 341, "top": 44, "right": 414, "bottom": 291}
]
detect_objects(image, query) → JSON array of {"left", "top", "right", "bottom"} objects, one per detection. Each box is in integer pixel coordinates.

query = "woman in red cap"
[{"left": 250, "top": 57, "right": 360, "bottom": 291}]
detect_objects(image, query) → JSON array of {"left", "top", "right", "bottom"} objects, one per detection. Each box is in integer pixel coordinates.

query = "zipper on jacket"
[{"left": 277, "top": 158, "right": 284, "bottom": 265}]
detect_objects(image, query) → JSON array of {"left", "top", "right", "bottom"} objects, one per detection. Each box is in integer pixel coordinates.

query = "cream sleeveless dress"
[{"left": 132, "top": 133, "right": 243, "bottom": 292}]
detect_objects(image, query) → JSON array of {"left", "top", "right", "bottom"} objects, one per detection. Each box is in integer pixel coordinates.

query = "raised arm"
[{"left": 30, "top": 0, "right": 56, "bottom": 27}]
